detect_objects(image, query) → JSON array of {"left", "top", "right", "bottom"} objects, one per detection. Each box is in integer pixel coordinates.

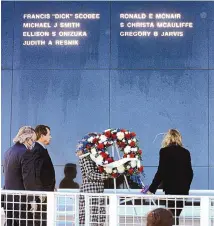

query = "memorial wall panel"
[
  {"left": 209, "top": 70, "right": 214, "bottom": 166},
  {"left": 2, "top": 2, "right": 14, "bottom": 69},
  {"left": 11, "top": 70, "right": 110, "bottom": 165},
  {"left": 110, "top": 70, "right": 208, "bottom": 166},
  {"left": 1, "top": 71, "right": 12, "bottom": 163},
  {"left": 111, "top": 2, "right": 209, "bottom": 69},
  {"left": 13, "top": 2, "right": 110, "bottom": 69},
  {"left": 1, "top": 1, "right": 214, "bottom": 189}
]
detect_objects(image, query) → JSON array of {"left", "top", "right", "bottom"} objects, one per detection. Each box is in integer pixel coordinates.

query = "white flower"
[
  {"left": 122, "top": 139, "right": 126, "bottom": 142},
  {"left": 91, "top": 148, "right": 97, "bottom": 155},
  {"left": 117, "top": 132, "right": 124, "bottom": 140},
  {"left": 96, "top": 156, "right": 103, "bottom": 165},
  {"left": 126, "top": 165, "right": 131, "bottom": 169},
  {"left": 132, "top": 138, "right": 136, "bottom": 142},
  {"left": 104, "top": 161, "right": 108, "bottom": 164},
  {"left": 131, "top": 160, "right": 137, "bottom": 168},
  {"left": 104, "top": 141, "right": 107, "bottom": 145},
  {"left": 125, "top": 132, "right": 128, "bottom": 134},
  {"left": 112, "top": 130, "right": 117, "bottom": 133},
  {"left": 105, "top": 151, "right": 109, "bottom": 155},
  {"left": 127, "top": 154, "right": 130, "bottom": 158},
  {"left": 137, "top": 160, "right": 141, "bottom": 168},
  {"left": 117, "top": 165, "right": 125, "bottom": 173},
  {"left": 113, "top": 169, "right": 118, "bottom": 173},
  {"left": 131, "top": 147, "right": 138, "bottom": 152},
  {"left": 124, "top": 146, "right": 131, "bottom": 154},
  {"left": 105, "top": 167, "right": 112, "bottom": 174},
  {"left": 128, "top": 140, "right": 131, "bottom": 144},
  {"left": 100, "top": 135, "right": 107, "bottom": 142},
  {"left": 88, "top": 137, "right": 94, "bottom": 143},
  {"left": 104, "top": 129, "right": 111, "bottom": 132}
]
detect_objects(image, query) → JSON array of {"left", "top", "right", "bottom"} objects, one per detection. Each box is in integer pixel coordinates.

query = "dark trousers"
[
  {"left": 6, "top": 209, "right": 33, "bottom": 226},
  {"left": 79, "top": 195, "right": 106, "bottom": 226},
  {"left": 3, "top": 195, "right": 33, "bottom": 226},
  {"left": 2, "top": 195, "right": 47, "bottom": 226},
  {"left": 166, "top": 200, "right": 184, "bottom": 225},
  {"left": 33, "top": 197, "right": 47, "bottom": 226}
]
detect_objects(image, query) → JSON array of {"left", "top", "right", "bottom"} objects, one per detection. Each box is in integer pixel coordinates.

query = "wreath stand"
[
  {"left": 111, "top": 143, "right": 145, "bottom": 223},
  {"left": 110, "top": 143, "right": 156, "bottom": 223}
]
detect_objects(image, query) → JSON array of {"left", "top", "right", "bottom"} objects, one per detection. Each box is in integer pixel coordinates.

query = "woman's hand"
[{"left": 76, "top": 150, "right": 83, "bottom": 157}]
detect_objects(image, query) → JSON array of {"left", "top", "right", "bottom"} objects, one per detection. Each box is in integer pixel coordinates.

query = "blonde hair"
[
  {"left": 161, "top": 129, "right": 183, "bottom": 148},
  {"left": 13, "top": 126, "right": 35, "bottom": 144}
]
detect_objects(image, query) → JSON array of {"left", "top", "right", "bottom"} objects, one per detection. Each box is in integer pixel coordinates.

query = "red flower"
[
  {"left": 120, "top": 129, "right": 126, "bottom": 133},
  {"left": 130, "top": 141, "right": 135, "bottom": 147},
  {"left": 124, "top": 154, "right": 127, "bottom": 158},
  {"left": 106, "top": 142, "right": 111, "bottom": 147},
  {"left": 101, "top": 152, "right": 108, "bottom": 159},
  {"left": 98, "top": 166, "right": 104, "bottom": 173},
  {"left": 128, "top": 168, "right": 134, "bottom": 174},
  {"left": 130, "top": 153, "right": 135, "bottom": 158},
  {"left": 125, "top": 133, "right": 131, "bottom": 139},
  {"left": 138, "top": 149, "right": 142, "bottom": 154},
  {"left": 118, "top": 142, "right": 126, "bottom": 148},
  {"left": 97, "top": 143, "right": 104, "bottom": 149},
  {"left": 139, "top": 166, "right": 144, "bottom": 172},
  {"left": 93, "top": 138, "right": 99, "bottom": 143},
  {"left": 130, "top": 132, "right": 136, "bottom": 137},
  {"left": 112, "top": 173, "right": 118, "bottom": 178},
  {"left": 111, "top": 134, "right": 117, "bottom": 140},
  {"left": 105, "top": 131, "right": 111, "bottom": 138},
  {"left": 107, "top": 157, "right": 114, "bottom": 163}
]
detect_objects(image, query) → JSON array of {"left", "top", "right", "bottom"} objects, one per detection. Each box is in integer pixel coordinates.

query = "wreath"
[{"left": 76, "top": 128, "right": 144, "bottom": 178}]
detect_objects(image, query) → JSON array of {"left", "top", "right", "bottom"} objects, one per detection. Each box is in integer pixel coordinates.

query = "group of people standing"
[
  {"left": 2, "top": 125, "right": 55, "bottom": 226},
  {"left": 2, "top": 126, "right": 193, "bottom": 226},
  {"left": 76, "top": 129, "right": 194, "bottom": 226}
]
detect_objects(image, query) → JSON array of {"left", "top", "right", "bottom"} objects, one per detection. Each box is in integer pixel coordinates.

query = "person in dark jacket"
[
  {"left": 148, "top": 129, "right": 193, "bottom": 225},
  {"left": 30, "top": 125, "right": 55, "bottom": 226},
  {"left": 3, "top": 126, "right": 36, "bottom": 226},
  {"left": 33, "top": 125, "right": 55, "bottom": 191}
]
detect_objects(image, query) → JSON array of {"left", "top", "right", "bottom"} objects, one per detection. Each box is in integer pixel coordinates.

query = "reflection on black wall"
[{"left": 59, "top": 163, "right": 79, "bottom": 189}]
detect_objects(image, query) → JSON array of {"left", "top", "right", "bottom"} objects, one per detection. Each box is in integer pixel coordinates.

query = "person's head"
[
  {"left": 64, "top": 163, "right": 77, "bottom": 179},
  {"left": 76, "top": 132, "right": 98, "bottom": 156},
  {"left": 13, "top": 126, "right": 36, "bottom": 150},
  {"left": 147, "top": 208, "right": 173, "bottom": 226},
  {"left": 35, "top": 125, "right": 51, "bottom": 145},
  {"left": 161, "top": 129, "right": 183, "bottom": 148}
]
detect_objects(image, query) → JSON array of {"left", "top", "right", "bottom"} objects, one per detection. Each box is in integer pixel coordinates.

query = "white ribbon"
[
  {"left": 78, "top": 152, "right": 90, "bottom": 159},
  {"left": 90, "top": 154, "right": 140, "bottom": 169}
]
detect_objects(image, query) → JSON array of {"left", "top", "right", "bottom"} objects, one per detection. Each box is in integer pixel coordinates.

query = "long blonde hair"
[{"left": 161, "top": 129, "right": 183, "bottom": 148}]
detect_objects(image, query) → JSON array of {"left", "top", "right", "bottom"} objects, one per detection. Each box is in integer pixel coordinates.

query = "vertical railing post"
[
  {"left": 47, "top": 192, "right": 55, "bottom": 225},
  {"left": 109, "top": 194, "right": 118, "bottom": 226},
  {"left": 75, "top": 194, "right": 80, "bottom": 225},
  {"left": 200, "top": 196, "right": 210, "bottom": 226},
  {"left": 85, "top": 194, "right": 90, "bottom": 225}
]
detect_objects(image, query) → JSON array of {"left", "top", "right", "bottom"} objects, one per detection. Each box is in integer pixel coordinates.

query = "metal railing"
[{"left": 1, "top": 189, "right": 213, "bottom": 226}]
